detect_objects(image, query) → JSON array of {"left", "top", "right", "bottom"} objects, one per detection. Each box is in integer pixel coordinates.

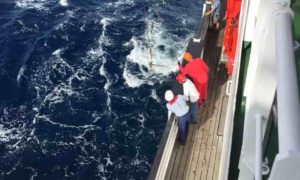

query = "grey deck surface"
[{"left": 165, "top": 29, "right": 228, "bottom": 180}]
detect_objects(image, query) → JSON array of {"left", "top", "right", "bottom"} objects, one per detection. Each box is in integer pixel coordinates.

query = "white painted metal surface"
[
  {"left": 243, "top": 0, "right": 261, "bottom": 41},
  {"left": 275, "top": 11, "right": 300, "bottom": 154},
  {"left": 267, "top": 5, "right": 300, "bottom": 180},
  {"left": 269, "top": 152, "right": 300, "bottom": 180},
  {"left": 255, "top": 114, "right": 262, "bottom": 180},
  {"left": 243, "top": 0, "right": 273, "bottom": 97}
]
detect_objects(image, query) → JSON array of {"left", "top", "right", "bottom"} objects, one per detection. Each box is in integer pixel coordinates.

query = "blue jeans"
[
  {"left": 178, "top": 111, "right": 191, "bottom": 144},
  {"left": 190, "top": 101, "right": 199, "bottom": 123}
]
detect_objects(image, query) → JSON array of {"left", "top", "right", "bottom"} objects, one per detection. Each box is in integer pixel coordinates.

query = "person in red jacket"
[{"left": 178, "top": 56, "right": 209, "bottom": 105}]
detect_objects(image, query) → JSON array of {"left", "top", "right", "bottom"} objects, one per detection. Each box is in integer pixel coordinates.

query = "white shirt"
[
  {"left": 166, "top": 95, "right": 189, "bottom": 117},
  {"left": 183, "top": 79, "right": 200, "bottom": 103}
]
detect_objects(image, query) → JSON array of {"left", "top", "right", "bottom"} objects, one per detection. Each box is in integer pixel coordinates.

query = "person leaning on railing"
[
  {"left": 176, "top": 73, "right": 200, "bottom": 124},
  {"left": 165, "top": 90, "right": 191, "bottom": 145},
  {"left": 205, "top": 0, "right": 221, "bottom": 30},
  {"left": 178, "top": 52, "right": 209, "bottom": 106}
]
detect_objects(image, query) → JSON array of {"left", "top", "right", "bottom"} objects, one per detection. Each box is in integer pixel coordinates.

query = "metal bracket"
[
  {"left": 226, "top": 80, "right": 232, "bottom": 96},
  {"left": 262, "top": 157, "right": 270, "bottom": 175},
  {"left": 294, "top": 40, "right": 299, "bottom": 51}
]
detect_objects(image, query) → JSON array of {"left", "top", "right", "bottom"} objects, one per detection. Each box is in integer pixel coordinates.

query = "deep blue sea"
[{"left": 0, "top": 0, "right": 202, "bottom": 179}]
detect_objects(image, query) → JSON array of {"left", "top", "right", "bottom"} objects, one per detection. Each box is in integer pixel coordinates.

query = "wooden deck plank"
[
  {"left": 218, "top": 95, "right": 228, "bottom": 136},
  {"left": 213, "top": 137, "right": 223, "bottom": 180},
  {"left": 192, "top": 28, "right": 223, "bottom": 180},
  {"left": 195, "top": 59, "right": 222, "bottom": 180},
  {"left": 169, "top": 139, "right": 185, "bottom": 180},
  {"left": 176, "top": 115, "right": 200, "bottom": 179},
  {"left": 185, "top": 107, "right": 209, "bottom": 180},
  {"left": 181, "top": 107, "right": 206, "bottom": 180},
  {"left": 186, "top": 66, "right": 216, "bottom": 179},
  {"left": 207, "top": 76, "right": 228, "bottom": 180},
  {"left": 185, "top": 46, "right": 218, "bottom": 180},
  {"left": 182, "top": 33, "right": 218, "bottom": 180},
  {"left": 200, "top": 72, "right": 225, "bottom": 180},
  {"left": 168, "top": 121, "right": 200, "bottom": 180},
  {"left": 194, "top": 114, "right": 213, "bottom": 179}
]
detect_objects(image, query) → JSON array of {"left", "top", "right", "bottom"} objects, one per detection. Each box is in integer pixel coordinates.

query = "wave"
[
  {"left": 59, "top": 0, "right": 68, "bottom": 6},
  {"left": 15, "top": 0, "right": 48, "bottom": 10},
  {"left": 123, "top": 15, "right": 189, "bottom": 88},
  {"left": 93, "top": 17, "right": 114, "bottom": 111},
  {"left": 16, "top": 0, "right": 68, "bottom": 10},
  {"left": 151, "top": 89, "right": 161, "bottom": 102}
]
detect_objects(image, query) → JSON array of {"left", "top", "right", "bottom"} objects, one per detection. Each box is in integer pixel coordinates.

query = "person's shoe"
[
  {"left": 177, "top": 137, "right": 186, "bottom": 145},
  {"left": 179, "top": 140, "right": 186, "bottom": 145}
]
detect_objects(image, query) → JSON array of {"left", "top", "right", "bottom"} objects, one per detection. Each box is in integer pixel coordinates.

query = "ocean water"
[{"left": 0, "top": 0, "right": 203, "bottom": 179}]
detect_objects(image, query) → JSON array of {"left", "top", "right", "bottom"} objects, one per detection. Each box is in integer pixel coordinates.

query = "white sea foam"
[
  {"left": 137, "top": 114, "right": 146, "bottom": 128},
  {"left": 59, "top": 0, "right": 68, "bottom": 6},
  {"left": 29, "top": 168, "right": 38, "bottom": 180},
  {"left": 151, "top": 89, "right": 160, "bottom": 102},
  {"left": 33, "top": 114, "right": 100, "bottom": 130},
  {"left": 0, "top": 125, "right": 9, "bottom": 142},
  {"left": 16, "top": 0, "right": 48, "bottom": 10},
  {"left": 67, "top": 69, "right": 90, "bottom": 86},
  {"left": 132, "top": 158, "right": 141, "bottom": 165},
  {"left": 104, "top": 157, "right": 113, "bottom": 166},
  {"left": 123, "top": 17, "right": 188, "bottom": 88},
  {"left": 87, "top": 18, "right": 112, "bottom": 59},
  {"left": 88, "top": 17, "right": 114, "bottom": 111},
  {"left": 42, "top": 83, "right": 77, "bottom": 108},
  {"left": 17, "top": 65, "right": 26, "bottom": 86},
  {"left": 52, "top": 48, "right": 74, "bottom": 72},
  {"left": 122, "top": 63, "right": 144, "bottom": 88},
  {"left": 0, "top": 124, "right": 24, "bottom": 148},
  {"left": 108, "top": 0, "right": 135, "bottom": 8}
]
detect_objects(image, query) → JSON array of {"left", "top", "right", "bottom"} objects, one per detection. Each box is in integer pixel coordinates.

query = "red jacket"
[{"left": 179, "top": 58, "right": 209, "bottom": 84}]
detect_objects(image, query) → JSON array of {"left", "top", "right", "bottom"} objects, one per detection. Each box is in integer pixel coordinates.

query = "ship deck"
[{"left": 164, "top": 29, "right": 228, "bottom": 180}]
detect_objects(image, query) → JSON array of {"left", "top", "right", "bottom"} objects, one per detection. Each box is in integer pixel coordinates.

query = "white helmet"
[{"left": 165, "top": 90, "right": 174, "bottom": 101}]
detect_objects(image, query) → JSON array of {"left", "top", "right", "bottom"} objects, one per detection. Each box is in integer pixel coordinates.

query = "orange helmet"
[{"left": 183, "top": 52, "right": 193, "bottom": 62}]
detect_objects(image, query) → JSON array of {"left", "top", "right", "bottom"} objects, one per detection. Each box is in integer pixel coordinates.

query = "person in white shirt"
[
  {"left": 165, "top": 90, "right": 190, "bottom": 145},
  {"left": 176, "top": 73, "right": 200, "bottom": 124}
]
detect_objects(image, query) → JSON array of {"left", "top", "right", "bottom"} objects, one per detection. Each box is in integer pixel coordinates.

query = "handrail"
[
  {"left": 275, "top": 10, "right": 300, "bottom": 153},
  {"left": 148, "top": 114, "right": 177, "bottom": 180},
  {"left": 266, "top": 3, "right": 300, "bottom": 179}
]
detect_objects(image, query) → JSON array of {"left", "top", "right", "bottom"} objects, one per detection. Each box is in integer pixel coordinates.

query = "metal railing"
[
  {"left": 267, "top": 3, "right": 300, "bottom": 179},
  {"left": 275, "top": 9, "right": 300, "bottom": 154},
  {"left": 148, "top": 115, "right": 178, "bottom": 180}
]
